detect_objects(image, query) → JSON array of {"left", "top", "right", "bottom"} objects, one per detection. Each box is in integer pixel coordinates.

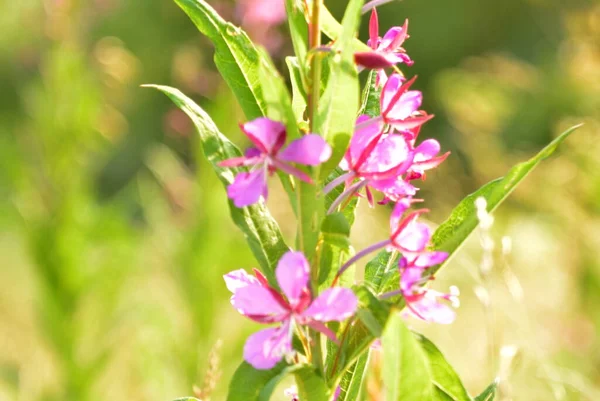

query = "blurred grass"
[{"left": 0, "top": 0, "right": 599, "bottom": 400}]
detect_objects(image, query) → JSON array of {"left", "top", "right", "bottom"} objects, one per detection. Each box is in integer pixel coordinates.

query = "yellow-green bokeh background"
[{"left": 1, "top": 0, "right": 599, "bottom": 400}]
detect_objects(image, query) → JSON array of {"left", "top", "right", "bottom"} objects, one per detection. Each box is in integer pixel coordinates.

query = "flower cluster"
[{"left": 221, "top": 8, "right": 459, "bottom": 370}]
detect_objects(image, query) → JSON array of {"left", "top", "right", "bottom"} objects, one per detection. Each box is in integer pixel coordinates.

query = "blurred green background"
[{"left": 1, "top": 0, "right": 599, "bottom": 400}]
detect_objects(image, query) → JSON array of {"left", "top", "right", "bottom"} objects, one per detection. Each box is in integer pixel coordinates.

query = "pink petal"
[
  {"left": 301, "top": 287, "right": 358, "bottom": 322},
  {"left": 231, "top": 284, "right": 288, "bottom": 320},
  {"left": 385, "top": 90, "right": 422, "bottom": 121},
  {"left": 380, "top": 25, "right": 407, "bottom": 51},
  {"left": 369, "top": 9, "right": 379, "bottom": 50},
  {"left": 227, "top": 169, "right": 268, "bottom": 207},
  {"left": 354, "top": 51, "right": 397, "bottom": 69},
  {"left": 276, "top": 251, "right": 310, "bottom": 306},
  {"left": 369, "top": 177, "right": 417, "bottom": 201},
  {"left": 243, "top": 321, "right": 292, "bottom": 369},
  {"left": 408, "top": 296, "right": 456, "bottom": 324},
  {"left": 271, "top": 159, "right": 313, "bottom": 183},
  {"left": 381, "top": 74, "right": 405, "bottom": 112},
  {"left": 388, "top": 114, "right": 434, "bottom": 131},
  {"left": 400, "top": 266, "right": 424, "bottom": 293},
  {"left": 389, "top": 198, "right": 413, "bottom": 233},
  {"left": 278, "top": 134, "right": 332, "bottom": 166},
  {"left": 224, "top": 269, "right": 261, "bottom": 293},
  {"left": 348, "top": 115, "right": 384, "bottom": 167},
  {"left": 414, "top": 139, "right": 441, "bottom": 161},
  {"left": 240, "top": 117, "right": 286, "bottom": 154},
  {"left": 394, "top": 220, "right": 431, "bottom": 252},
  {"left": 359, "top": 134, "right": 412, "bottom": 178},
  {"left": 413, "top": 251, "right": 448, "bottom": 268}
]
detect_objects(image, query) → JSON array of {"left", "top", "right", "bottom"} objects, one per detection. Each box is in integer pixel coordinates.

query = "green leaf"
[
  {"left": 317, "top": 212, "right": 354, "bottom": 290},
  {"left": 317, "top": 2, "right": 371, "bottom": 52},
  {"left": 172, "top": 0, "right": 268, "bottom": 120},
  {"left": 326, "top": 285, "right": 389, "bottom": 381},
  {"left": 364, "top": 250, "right": 399, "bottom": 295},
  {"left": 227, "top": 362, "right": 286, "bottom": 401},
  {"left": 358, "top": 70, "right": 381, "bottom": 118},
  {"left": 383, "top": 315, "right": 435, "bottom": 401},
  {"left": 336, "top": 351, "right": 370, "bottom": 401},
  {"left": 315, "top": 0, "right": 363, "bottom": 178},
  {"left": 145, "top": 85, "right": 289, "bottom": 283},
  {"left": 324, "top": 167, "right": 359, "bottom": 226},
  {"left": 415, "top": 334, "right": 471, "bottom": 401},
  {"left": 257, "top": 49, "right": 300, "bottom": 140},
  {"left": 294, "top": 365, "right": 330, "bottom": 401},
  {"left": 430, "top": 124, "right": 582, "bottom": 276},
  {"left": 474, "top": 381, "right": 498, "bottom": 401},
  {"left": 286, "top": 57, "right": 308, "bottom": 123},
  {"left": 284, "top": 0, "right": 309, "bottom": 77}
]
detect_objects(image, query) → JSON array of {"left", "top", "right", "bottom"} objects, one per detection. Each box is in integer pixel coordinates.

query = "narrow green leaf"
[
  {"left": 227, "top": 362, "right": 286, "bottom": 401},
  {"left": 257, "top": 49, "right": 300, "bottom": 140},
  {"left": 286, "top": 57, "right": 308, "bottom": 123},
  {"left": 315, "top": 0, "right": 363, "bottom": 178},
  {"left": 362, "top": 124, "right": 581, "bottom": 288},
  {"left": 316, "top": 2, "right": 371, "bottom": 52},
  {"left": 383, "top": 315, "right": 435, "bottom": 401},
  {"left": 284, "top": 0, "right": 309, "bottom": 76},
  {"left": 415, "top": 334, "right": 471, "bottom": 401},
  {"left": 294, "top": 366, "right": 330, "bottom": 401},
  {"left": 430, "top": 124, "right": 582, "bottom": 276},
  {"left": 145, "top": 85, "right": 289, "bottom": 282},
  {"left": 336, "top": 351, "right": 370, "bottom": 401},
  {"left": 172, "top": 0, "right": 267, "bottom": 119},
  {"left": 358, "top": 70, "right": 381, "bottom": 118},
  {"left": 474, "top": 381, "right": 498, "bottom": 401},
  {"left": 326, "top": 286, "right": 389, "bottom": 381},
  {"left": 317, "top": 213, "right": 354, "bottom": 290}
]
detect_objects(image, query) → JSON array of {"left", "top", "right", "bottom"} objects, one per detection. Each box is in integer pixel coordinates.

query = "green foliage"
[
  {"left": 227, "top": 362, "right": 286, "bottom": 401},
  {"left": 171, "top": 0, "right": 269, "bottom": 120},
  {"left": 415, "top": 334, "right": 471, "bottom": 401},
  {"left": 474, "top": 381, "right": 498, "bottom": 401},
  {"left": 359, "top": 70, "right": 382, "bottom": 118},
  {"left": 430, "top": 123, "right": 582, "bottom": 276},
  {"left": 383, "top": 314, "right": 435, "bottom": 401},
  {"left": 317, "top": 212, "right": 354, "bottom": 289},
  {"left": 145, "top": 85, "right": 289, "bottom": 283},
  {"left": 336, "top": 352, "right": 370, "bottom": 401}
]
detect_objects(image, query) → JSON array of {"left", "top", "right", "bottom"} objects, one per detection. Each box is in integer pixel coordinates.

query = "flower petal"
[
  {"left": 359, "top": 134, "right": 412, "bottom": 178},
  {"left": 278, "top": 134, "right": 332, "bottom": 166},
  {"left": 348, "top": 115, "right": 384, "bottom": 167},
  {"left": 224, "top": 269, "right": 261, "bottom": 293},
  {"left": 385, "top": 90, "right": 422, "bottom": 121},
  {"left": 231, "top": 284, "right": 288, "bottom": 320},
  {"left": 241, "top": 117, "right": 286, "bottom": 154},
  {"left": 301, "top": 287, "right": 358, "bottom": 322},
  {"left": 276, "top": 251, "right": 310, "bottom": 306},
  {"left": 227, "top": 169, "right": 268, "bottom": 207},
  {"left": 243, "top": 322, "right": 292, "bottom": 369},
  {"left": 408, "top": 296, "right": 456, "bottom": 324}
]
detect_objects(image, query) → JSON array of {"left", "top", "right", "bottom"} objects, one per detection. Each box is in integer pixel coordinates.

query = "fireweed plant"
[{"left": 146, "top": 0, "right": 580, "bottom": 400}]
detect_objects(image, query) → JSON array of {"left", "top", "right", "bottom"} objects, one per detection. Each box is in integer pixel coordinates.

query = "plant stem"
[
  {"left": 307, "top": 0, "right": 324, "bottom": 376},
  {"left": 308, "top": 0, "right": 322, "bottom": 133}
]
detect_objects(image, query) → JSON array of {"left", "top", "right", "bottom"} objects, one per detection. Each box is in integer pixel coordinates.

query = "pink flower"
[
  {"left": 399, "top": 126, "right": 450, "bottom": 181},
  {"left": 224, "top": 251, "right": 358, "bottom": 369},
  {"left": 354, "top": 9, "right": 413, "bottom": 85},
  {"left": 381, "top": 74, "right": 433, "bottom": 132},
  {"left": 324, "top": 115, "right": 417, "bottom": 211},
  {"left": 219, "top": 117, "right": 331, "bottom": 207}
]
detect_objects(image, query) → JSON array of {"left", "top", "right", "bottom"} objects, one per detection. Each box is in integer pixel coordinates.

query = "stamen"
[{"left": 327, "top": 180, "right": 367, "bottom": 215}]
